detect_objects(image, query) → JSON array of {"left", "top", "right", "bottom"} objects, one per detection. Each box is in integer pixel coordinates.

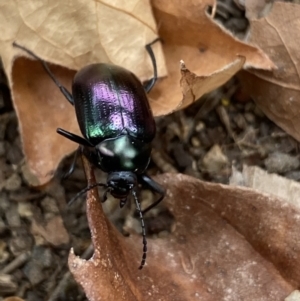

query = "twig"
[{"left": 0, "top": 251, "right": 31, "bottom": 274}]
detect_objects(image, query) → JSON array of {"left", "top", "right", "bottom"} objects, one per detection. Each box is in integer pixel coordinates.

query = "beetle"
[{"left": 13, "top": 39, "right": 165, "bottom": 269}]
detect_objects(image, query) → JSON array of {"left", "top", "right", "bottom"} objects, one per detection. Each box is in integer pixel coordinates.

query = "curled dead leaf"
[
  {"left": 69, "top": 156, "right": 298, "bottom": 300},
  {"left": 149, "top": 0, "right": 275, "bottom": 116},
  {"left": 239, "top": 2, "right": 300, "bottom": 142},
  {"left": 180, "top": 57, "right": 245, "bottom": 108}
]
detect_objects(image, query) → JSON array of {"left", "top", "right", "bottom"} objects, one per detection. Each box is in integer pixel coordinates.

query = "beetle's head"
[{"left": 107, "top": 171, "right": 137, "bottom": 199}]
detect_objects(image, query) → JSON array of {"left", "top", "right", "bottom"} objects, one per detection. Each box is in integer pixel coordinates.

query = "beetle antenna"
[
  {"left": 68, "top": 183, "right": 107, "bottom": 206},
  {"left": 132, "top": 190, "right": 147, "bottom": 269}
]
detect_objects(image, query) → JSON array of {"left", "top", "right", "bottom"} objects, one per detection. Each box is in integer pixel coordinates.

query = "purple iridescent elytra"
[{"left": 72, "top": 63, "right": 156, "bottom": 146}]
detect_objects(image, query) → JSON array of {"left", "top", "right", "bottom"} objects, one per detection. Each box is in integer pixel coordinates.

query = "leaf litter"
[{"left": 1, "top": 0, "right": 300, "bottom": 300}]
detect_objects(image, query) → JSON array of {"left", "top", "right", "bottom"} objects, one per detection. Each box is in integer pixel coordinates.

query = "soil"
[{"left": 0, "top": 1, "right": 299, "bottom": 300}]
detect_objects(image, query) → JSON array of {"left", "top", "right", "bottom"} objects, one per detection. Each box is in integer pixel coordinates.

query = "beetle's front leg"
[
  {"left": 138, "top": 174, "right": 165, "bottom": 215},
  {"left": 62, "top": 146, "right": 81, "bottom": 179}
]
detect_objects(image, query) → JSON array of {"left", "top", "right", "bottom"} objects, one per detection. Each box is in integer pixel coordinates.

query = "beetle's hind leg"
[
  {"left": 138, "top": 174, "right": 165, "bottom": 215},
  {"left": 13, "top": 42, "right": 74, "bottom": 105},
  {"left": 144, "top": 38, "right": 161, "bottom": 93}
]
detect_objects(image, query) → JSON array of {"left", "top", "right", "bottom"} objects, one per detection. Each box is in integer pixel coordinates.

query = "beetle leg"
[
  {"left": 57, "top": 128, "right": 93, "bottom": 147},
  {"left": 144, "top": 38, "right": 160, "bottom": 93},
  {"left": 13, "top": 42, "right": 74, "bottom": 105},
  {"left": 102, "top": 188, "right": 111, "bottom": 203},
  {"left": 62, "top": 146, "right": 81, "bottom": 179},
  {"left": 138, "top": 174, "right": 165, "bottom": 215}
]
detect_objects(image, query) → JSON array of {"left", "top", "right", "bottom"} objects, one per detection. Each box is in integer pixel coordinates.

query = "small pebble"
[
  {"left": 195, "top": 121, "right": 205, "bottom": 132},
  {"left": 0, "top": 158, "right": 13, "bottom": 178},
  {"left": 264, "top": 152, "right": 300, "bottom": 174},
  {"left": 0, "top": 240, "right": 9, "bottom": 264},
  {"left": 207, "top": 127, "right": 227, "bottom": 146},
  {"left": 225, "top": 17, "right": 248, "bottom": 32},
  {"left": 0, "top": 217, "right": 7, "bottom": 234},
  {"left": 172, "top": 144, "right": 193, "bottom": 170},
  {"left": 18, "top": 202, "right": 34, "bottom": 219},
  {"left": 0, "top": 113, "right": 12, "bottom": 140},
  {"left": 21, "top": 163, "right": 40, "bottom": 186},
  {"left": 0, "top": 274, "right": 18, "bottom": 294},
  {"left": 198, "top": 130, "right": 212, "bottom": 148},
  {"left": 6, "top": 119, "right": 19, "bottom": 143},
  {"left": 40, "top": 196, "right": 60, "bottom": 214},
  {"left": 233, "top": 113, "right": 247, "bottom": 130},
  {"left": 5, "top": 203, "right": 21, "bottom": 228},
  {"left": 244, "top": 112, "right": 255, "bottom": 124},
  {"left": 23, "top": 246, "right": 55, "bottom": 286},
  {"left": 191, "top": 137, "right": 201, "bottom": 147},
  {"left": 6, "top": 143, "right": 23, "bottom": 165},
  {"left": 0, "top": 192, "right": 10, "bottom": 213},
  {"left": 4, "top": 173, "right": 22, "bottom": 191},
  {"left": 9, "top": 228, "right": 33, "bottom": 256},
  {"left": 201, "top": 144, "right": 229, "bottom": 174},
  {"left": 259, "top": 122, "right": 270, "bottom": 137}
]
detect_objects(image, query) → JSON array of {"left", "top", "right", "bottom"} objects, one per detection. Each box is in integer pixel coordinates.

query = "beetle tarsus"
[
  {"left": 63, "top": 146, "right": 81, "bottom": 179},
  {"left": 144, "top": 38, "right": 161, "bottom": 93},
  {"left": 138, "top": 174, "right": 166, "bottom": 215}
]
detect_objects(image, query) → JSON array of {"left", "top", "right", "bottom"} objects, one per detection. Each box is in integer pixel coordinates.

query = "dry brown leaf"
[
  {"left": 244, "top": 0, "right": 273, "bottom": 19},
  {"left": 238, "top": 2, "right": 300, "bottom": 142},
  {"left": 230, "top": 165, "right": 300, "bottom": 209},
  {"left": 2, "top": 1, "right": 166, "bottom": 79},
  {"left": 31, "top": 215, "right": 69, "bottom": 246},
  {"left": 180, "top": 57, "right": 245, "bottom": 107},
  {"left": 149, "top": 0, "right": 275, "bottom": 115},
  {"left": 69, "top": 156, "right": 299, "bottom": 300}
]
